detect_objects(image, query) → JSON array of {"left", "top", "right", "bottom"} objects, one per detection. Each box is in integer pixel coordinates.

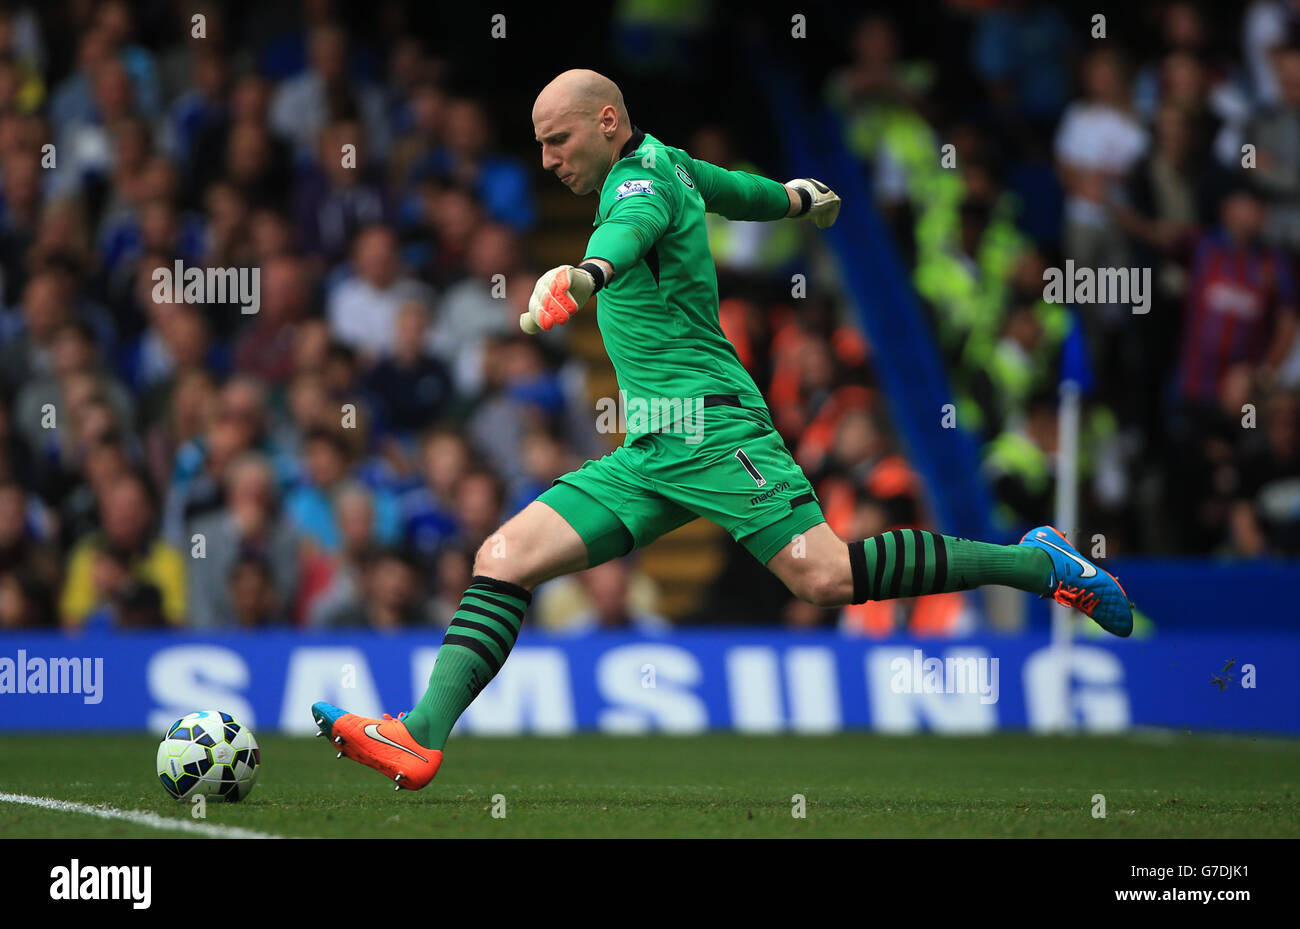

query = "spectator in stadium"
[
  {"left": 229, "top": 554, "right": 288, "bottom": 627},
  {"left": 400, "top": 427, "right": 468, "bottom": 562},
  {"left": 971, "top": 0, "right": 1075, "bottom": 132},
  {"left": 303, "top": 481, "right": 380, "bottom": 626},
  {"left": 467, "top": 335, "right": 571, "bottom": 500},
  {"left": 0, "top": 478, "right": 57, "bottom": 627},
  {"left": 362, "top": 547, "right": 428, "bottom": 628},
  {"left": 142, "top": 368, "right": 215, "bottom": 505},
  {"left": 283, "top": 427, "right": 400, "bottom": 553},
  {"left": 1054, "top": 46, "right": 1148, "bottom": 371},
  {"left": 187, "top": 73, "right": 293, "bottom": 213},
  {"left": 232, "top": 253, "right": 311, "bottom": 388},
  {"left": 186, "top": 452, "right": 300, "bottom": 630},
  {"left": 162, "top": 44, "right": 231, "bottom": 168},
  {"left": 1244, "top": 0, "right": 1300, "bottom": 105},
  {"left": 388, "top": 78, "right": 447, "bottom": 192},
  {"left": 415, "top": 182, "right": 480, "bottom": 290},
  {"left": 275, "top": 369, "right": 332, "bottom": 459},
  {"left": 1164, "top": 185, "right": 1299, "bottom": 411},
  {"left": 163, "top": 376, "right": 279, "bottom": 545},
  {"left": 326, "top": 223, "right": 433, "bottom": 361},
  {"left": 451, "top": 468, "right": 503, "bottom": 552},
  {"left": 14, "top": 319, "right": 134, "bottom": 466},
  {"left": 293, "top": 116, "right": 391, "bottom": 265},
  {"left": 1245, "top": 45, "right": 1300, "bottom": 250},
  {"left": 47, "top": 25, "right": 113, "bottom": 148},
  {"left": 1, "top": 270, "right": 72, "bottom": 391},
  {"left": 1230, "top": 387, "right": 1300, "bottom": 556},
  {"left": 55, "top": 430, "right": 131, "bottom": 552},
  {"left": 136, "top": 303, "right": 227, "bottom": 428},
  {"left": 314, "top": 544, "right": 428, "bottom": 629},
  {"left": 428, "top": 222, "right": 523, "bottom": 395},
  {"left": 1112, "top": 103, "right": 1220, "bottom": 436},
  {"left": 0, "top": 570, "right": 55, "bottom": 628},
  {"left": 361, "top": 300, "right": 454, "bottom": 439},
  {"left": 0, "top": 144, "right": 44, "bottom": 289},
  {"left": 984, "top": 391, "right": 1057, "bottom": 530},
  {"left": 427, "top": 543, "right": 473, "bottom": 627},
  {"left": 568, "top": 558, "right": 669, "bottom": 634},
  {"left": 412, "top": 97, "right": 535, "bottom": 230},
  {"left": 198, "top": 180, "right": 254, "bottom": 272},
  {"left": 60, "top": 471, "right": 185, "bottom": 627},
  {"left": 269, "top": 23, "right": 390, "bottom": 162}
]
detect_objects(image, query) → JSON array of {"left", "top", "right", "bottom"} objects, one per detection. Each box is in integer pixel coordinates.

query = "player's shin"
[
  {"left": 400, "top": 575, "right": 532, "bottom": 749},
  {"left": 846, "top": 530, "right": 1052, "bottom": 603}
]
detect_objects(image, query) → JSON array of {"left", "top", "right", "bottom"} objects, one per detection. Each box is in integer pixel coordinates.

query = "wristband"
[
  {"left": 794, "top": 186, "right": 812, "bottom": 217},
  {"left": 579, "top": 261, "right": 607, "bottom": 292}
]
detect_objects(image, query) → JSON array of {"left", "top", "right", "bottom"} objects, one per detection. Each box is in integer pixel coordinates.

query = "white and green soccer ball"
[{"left": 156, "top": 711, "right": 260, "bottom": 802}]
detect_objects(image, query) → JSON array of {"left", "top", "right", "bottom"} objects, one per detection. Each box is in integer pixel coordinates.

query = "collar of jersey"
[{"left": 618, "top": 126, "right": 647, "bottom": 160}]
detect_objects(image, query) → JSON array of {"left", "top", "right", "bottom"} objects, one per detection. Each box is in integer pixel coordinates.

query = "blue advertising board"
[{"left": 0, "top": 630, "right": 1294, "bottom": 735}]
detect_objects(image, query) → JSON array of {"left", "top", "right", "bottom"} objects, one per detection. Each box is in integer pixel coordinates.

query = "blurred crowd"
[
  {"left": 0, "top": 0, "right": 614, "bottom": 631},
  {"left": 0, "top": 0, "right": 906, "bottom": 634},
  {"left": 2, "top": 1, "right": 1293, "bottom": 638},
  {"left": 829, "top": 0, "right": 1300, "bottom": 560}
]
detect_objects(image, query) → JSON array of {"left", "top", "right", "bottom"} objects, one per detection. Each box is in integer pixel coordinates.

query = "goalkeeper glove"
[
  {"left": 786, "top": 178, "right": 841, "bottom": 229},
  {"left": 520, "top": 264, "right": 600, "bottom": 333}
]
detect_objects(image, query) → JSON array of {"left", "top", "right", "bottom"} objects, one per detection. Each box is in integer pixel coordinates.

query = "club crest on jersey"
[{"left": 615, "top": 179, "right": 654, "bottom": 200}]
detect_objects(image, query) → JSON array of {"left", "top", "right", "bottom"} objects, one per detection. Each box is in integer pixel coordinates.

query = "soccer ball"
[{"left": 156, "top": 711, "right": 260, "bottom": 802}]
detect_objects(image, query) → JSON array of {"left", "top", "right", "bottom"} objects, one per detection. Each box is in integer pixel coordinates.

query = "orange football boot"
[{"left": 312, "top": 702, "right": 442, "bottom": 790}]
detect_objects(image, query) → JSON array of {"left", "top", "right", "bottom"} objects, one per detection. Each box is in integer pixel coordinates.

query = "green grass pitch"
[{"left": 2, "top": 732, "right": 1297, "bottom": 837}]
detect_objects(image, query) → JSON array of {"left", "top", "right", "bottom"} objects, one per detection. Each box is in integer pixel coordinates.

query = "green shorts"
[{"left": 538, "top": 401, "right": 826, "bottom": 567}]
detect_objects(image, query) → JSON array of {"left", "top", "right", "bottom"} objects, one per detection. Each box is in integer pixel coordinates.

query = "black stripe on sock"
[
  {"left": 933, "top": 533, "right": 948, "bottom": 592},
  {"left": 455, "top": 601, "right": 521, "bottom": 634},
  {"left": 442, "top": 633, "right": 501, "bottom": 673},
  {"left": 909, "top": 529, "right": 927, "bottom": 596},
  {"left": 887, "top": 529, "right": 907, "bottom": 599},
  {"left": 461, "top": 590, "right": 524, "bottom": 624},
  {"left": 470, "top": 575, "right": 533, "bottom": 604},
  {"left": 448, "top": 617, "right": 510, "bottom": 656},
  {"left": 871, "top": 534, "right": 886, "bottom": 602},
  {"left": 848, "top": 541, "right": 869, "bottom": 604}
]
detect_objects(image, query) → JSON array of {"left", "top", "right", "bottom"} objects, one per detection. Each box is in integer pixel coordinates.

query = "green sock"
[
  {"left": 402, "top": 576, "right": 531, "bottom": 750},
  {"left": 850, "top": 529, "right": 1052, "bottom": 601}
]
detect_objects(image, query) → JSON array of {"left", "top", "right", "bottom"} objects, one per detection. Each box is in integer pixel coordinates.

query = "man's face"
[
  {"left": 533, "top": 103, "right": 609, "bottom": 196},
  {"left": 1222, "top": 193, "right": 1264, "bottom": 242},
  {"left": 102, "top": 481, "right": 150, "bottom": 546},
  {"left": 1278, "top": 51, "right": 1300, "bottom": 108}
]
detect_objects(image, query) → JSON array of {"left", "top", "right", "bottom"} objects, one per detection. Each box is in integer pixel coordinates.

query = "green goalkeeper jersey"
[{"left": 583, "top": 128, "right": 792, "bottom": 444}]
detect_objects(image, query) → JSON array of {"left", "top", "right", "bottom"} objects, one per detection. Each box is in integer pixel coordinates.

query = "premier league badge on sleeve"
[{"left": 615, "top": 179, "right": 655, "bottom": 200}]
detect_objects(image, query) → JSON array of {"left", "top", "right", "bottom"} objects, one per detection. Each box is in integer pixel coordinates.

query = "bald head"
[
  {"left": 533, "top": 69, "right": 633, "bottom": 196},
  {"left": 535, "top": 69, "right": 628, "bottom": 124}
]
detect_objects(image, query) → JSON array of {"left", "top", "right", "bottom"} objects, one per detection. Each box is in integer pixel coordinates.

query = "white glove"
[
  {"left": 786, "top": 178, "right": 841, "bottom": 229},
  {"left": 520, "top": 265, "right": 597, "bottom": 333}
]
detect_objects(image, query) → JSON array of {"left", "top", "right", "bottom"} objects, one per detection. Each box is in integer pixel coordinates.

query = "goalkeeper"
[{"left": 313, "top": 69, "right": 1133, "bottom": 790}]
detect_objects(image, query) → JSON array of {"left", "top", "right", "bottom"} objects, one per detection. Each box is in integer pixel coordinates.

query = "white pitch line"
[{"left": 0, "top": 792, "right": 282, "bottom": 839}]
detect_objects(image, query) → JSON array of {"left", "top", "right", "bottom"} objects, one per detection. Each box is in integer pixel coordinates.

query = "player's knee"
[
  {"left": 788, "top": 567, "right": 849, "bottom": 609},
  {"left": 473, "top": 528, "right": 515, "bottom": 579}
]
